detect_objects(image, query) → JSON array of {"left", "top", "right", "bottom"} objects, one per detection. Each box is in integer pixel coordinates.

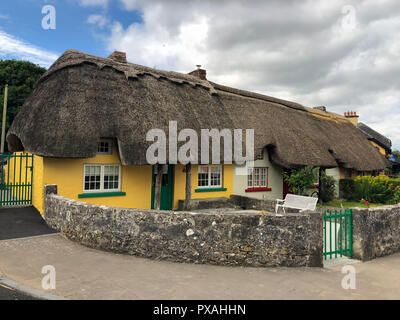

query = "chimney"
[
  {"left": 108, "top": 51, "right": 127, "bottom": 63},
  {"left": 188, "top": 65, "right": 207, "bottom": 80},
  {"left": 344, "top": 110, "right": 359, "bottom": 125},
  {"left": 313, "top": 106, "right": 327, "bottom": 112}
]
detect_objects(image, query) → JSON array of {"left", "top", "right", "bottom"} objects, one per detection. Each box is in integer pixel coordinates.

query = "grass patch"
[{"left": 317, "top": 200, "right": 386, "bottom": 209}]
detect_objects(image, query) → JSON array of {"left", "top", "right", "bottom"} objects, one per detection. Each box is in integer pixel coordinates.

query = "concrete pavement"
[{"left": 0, "top": 233, "right": 399, "bottom": 300}]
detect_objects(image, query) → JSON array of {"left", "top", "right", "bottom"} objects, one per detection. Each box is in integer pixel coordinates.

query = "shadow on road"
[{"left": 0, "top": 206, "right": 57, "bottom": 240}]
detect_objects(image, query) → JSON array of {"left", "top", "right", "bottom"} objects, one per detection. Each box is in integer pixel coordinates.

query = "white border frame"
[
  {"left": 197, "top": 165, "right": 222, "bottom": 189},
  {"left": 247, "top": 167, "right": 269, "bottom": 188},
  {"left": 97, "top": 139, "right": 113, "bottom": 155},
  {"left": 83, "top": 164, "right": 122, "bottom": 193}
]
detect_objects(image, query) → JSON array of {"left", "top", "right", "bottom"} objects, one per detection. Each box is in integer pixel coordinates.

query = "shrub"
[
  {"left": 283, "top": 166, "right": 316, "bottom": 196},
  {"left": 393, "top": 186, "right": 400, "bottom": 204},
  {"left": 339, "top": 178, "right": 355, "bottom": 200},
  {"left": 320, "top": 175, "right": 336, "bottom": 203},
  {"left": 388, "top": 178, "right": 400, "bottom": 189},
  {"left": 353, "top": 176, "right": 394, "bottom": 204}
]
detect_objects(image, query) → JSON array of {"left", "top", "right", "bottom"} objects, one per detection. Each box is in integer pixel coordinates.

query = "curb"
[{"left": 0, "top": 277, "right": 69, "bottom": 300}]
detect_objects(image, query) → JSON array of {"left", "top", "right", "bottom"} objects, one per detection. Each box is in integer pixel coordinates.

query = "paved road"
[
  {"left": 0, "top": 283, "right": 38, "bottom": 300},
  {"left": 1, "top": 234, "right": 399, "bottom": 299},
  {"left": 0, "top": 206, "right": 57, "bottom": 240}
]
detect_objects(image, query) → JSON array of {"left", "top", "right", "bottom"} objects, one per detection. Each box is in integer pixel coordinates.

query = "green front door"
[{"left": 151, "top": 165, "right": 174, "bottom": 210}]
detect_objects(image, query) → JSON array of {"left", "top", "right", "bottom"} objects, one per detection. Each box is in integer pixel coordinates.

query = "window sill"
[
  {"left": 78, "top": 192, "right": 126, "bottom": 198},
  {"left": 245, "top": 187, "right": 272, "bottom": 192},
  {"left": 195, "top": 187, "right": 227, "bottom": 193}
]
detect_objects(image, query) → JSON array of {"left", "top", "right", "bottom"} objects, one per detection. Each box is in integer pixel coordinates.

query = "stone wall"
[
  {"left": 352, "top": 205, "right": 400, "bottom": 261},
  {"left": 177, "top": 197, "right": 239, "bottom": 211},
  {"left": 44, "top": 185, "right": 323, "bottom": 267},
  {"left": 229, "top": 194, "right": 277, "bottom": 212}
]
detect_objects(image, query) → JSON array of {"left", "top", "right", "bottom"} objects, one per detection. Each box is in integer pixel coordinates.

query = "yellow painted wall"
[
  {"left": 27, "top": 140, "right": 235, "bottom": 213},
  {"left": 173, "top": 164, "right": 234, "bottom": 209},
  {"left": 32, "top": 155, "right": 44, "bottom": 214},
  {"left": 41, "top": 143, "right": 153, "bottom": 212}
]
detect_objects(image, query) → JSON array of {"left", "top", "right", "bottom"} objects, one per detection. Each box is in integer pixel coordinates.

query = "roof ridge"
[
  {"left": 43, "top": 50, "right": 313, "bottom": 111},
  {"left": 208, "top": 81, "right": 307, "bottom": 112}
]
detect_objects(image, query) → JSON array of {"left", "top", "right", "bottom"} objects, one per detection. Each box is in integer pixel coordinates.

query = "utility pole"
[{"left": 1, "top": 84, "right": 8, "bottom": 154}]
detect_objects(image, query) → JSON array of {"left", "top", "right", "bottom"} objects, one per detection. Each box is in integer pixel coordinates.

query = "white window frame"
[
  {"left": 247, "top": 167, "right": 268, "bottom": 188},
  {"left": 83, "top": 164, "right": 121, "bottom": 193},
  {"left": 97, "top": 139, "right": 112, "bottom": 155},
  {"left": 197, "top": 165, "right": 222, "bottom": 188}
]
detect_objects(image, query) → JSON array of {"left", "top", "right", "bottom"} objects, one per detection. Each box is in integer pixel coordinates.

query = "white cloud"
[
  {"left": 104, "top": 0, "right": 400, "bottom": 149},
  {"left": 87, "top": 14, "right": 109, "bottom": 28},
  {"left": 79, "top": 0, "right": 109, "bottom": 8},
  {"left": 0, "top": 30, "right": 59, "bottom": 68}
]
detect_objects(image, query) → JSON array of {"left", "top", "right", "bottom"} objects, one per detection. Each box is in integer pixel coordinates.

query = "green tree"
[
  {"left": 0, "top": 60, "right": 46, "bottom": 150},
  {"left": 392, "top": 150, "right": 400, "bottom": 160}
]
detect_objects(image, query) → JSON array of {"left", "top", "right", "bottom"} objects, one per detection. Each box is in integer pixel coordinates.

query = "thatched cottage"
[{"left": 7, "top": 50, "right": 388, "bottom": 213}]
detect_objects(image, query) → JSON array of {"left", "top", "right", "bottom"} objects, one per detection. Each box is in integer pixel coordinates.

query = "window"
[
  {"left": 97, "top": 140, "right": 112, "bottom": 154},
  {"left": 255, "top": 149, "right": 264, "bottom": 160},
  {"left": 248, "top": 167, "right": 268, "bottom": 187},
  {"left": 84, "top": 164, "right": 121, "bottom": 193},
  {"left": 198, "top": 165, "right": 222, "bottom": 188}
]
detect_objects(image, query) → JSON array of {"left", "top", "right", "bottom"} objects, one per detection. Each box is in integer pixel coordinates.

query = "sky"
[{"left": 0, "top": 0, "right": 399, "bottom": 150}]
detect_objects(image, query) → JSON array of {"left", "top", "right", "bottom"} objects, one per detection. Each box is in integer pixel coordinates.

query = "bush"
[
  {"left": 320, "top": 175, "right": 336, "bottom": 203},
  {"left": 339, "top": 178, "right": 355, "bottom": 200},
  {"left": 283, "top": 166, "right": 316, "bottom": 196},
  {"left": 393, "top": 187, "right": 400, "bottom": 204},
  {"left": 353, "top": 176, "right": 394, "bottom": 204},
  {"left": 388, "top": 178, "right": 400, "bottom": 188}
]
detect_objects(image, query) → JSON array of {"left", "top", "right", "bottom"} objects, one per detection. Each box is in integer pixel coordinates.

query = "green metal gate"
[
  {"left": 323, "top": 209, "right": 353, "bottom": 260},
  {"left": 0, "top": 153, "right": 34, "bottom": 207}
]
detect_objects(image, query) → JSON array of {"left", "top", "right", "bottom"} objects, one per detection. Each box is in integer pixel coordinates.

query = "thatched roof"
[
  {"left": 7, "top": 49, "right": 389, "bottom": 171},
  {"left": 357, "top": 122, "right": 392, "bottom": 152}
]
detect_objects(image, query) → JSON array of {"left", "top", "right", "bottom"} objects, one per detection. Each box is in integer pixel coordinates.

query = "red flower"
[
  {"left": 366, "top": 201, "right": 370, "bottom": 207},
  {"left": 396, "top": 187, "right": 398, "bottom": 191}
]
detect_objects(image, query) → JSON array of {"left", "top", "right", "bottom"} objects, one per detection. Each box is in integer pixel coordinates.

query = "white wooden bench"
[{"left": 275, "top": 194, "right": 318, "bottom": 214}]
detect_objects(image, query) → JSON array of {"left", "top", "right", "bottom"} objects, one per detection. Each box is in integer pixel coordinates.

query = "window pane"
[
  {"left": 198, "top": 166, "right": 209, "bottom": 187},
  {"left": 210, "top": 166, "right": 220, "bottom": 173},
  {"left": 84, "top": 165, "right": 101, "bottom": 191},
  {"left": 198, "top": 172, "right": 209, "bottom": 187},
  {"left": 103, "top": 165, "right": 119, "bottom": 190},
  {"left": 210, "top": 165, "right": 221, "bottom": 186},
  {"left": 260, "top": 168, "right": 266, "bottom": 186},
  {"left": 199, "top": 166, "right": 208, "bottom": 174},
  {"left": 98, "top": 141, "right": 111, "bottom": 153},
  {"left": 211, "top": 173, "right": 220, "bottom": 186},
  {"left": 254, "top": 168, "right": 260, "bottom": 186},
  {"left": 248, "top": 168, "right": 253, "bottom": 187}
]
